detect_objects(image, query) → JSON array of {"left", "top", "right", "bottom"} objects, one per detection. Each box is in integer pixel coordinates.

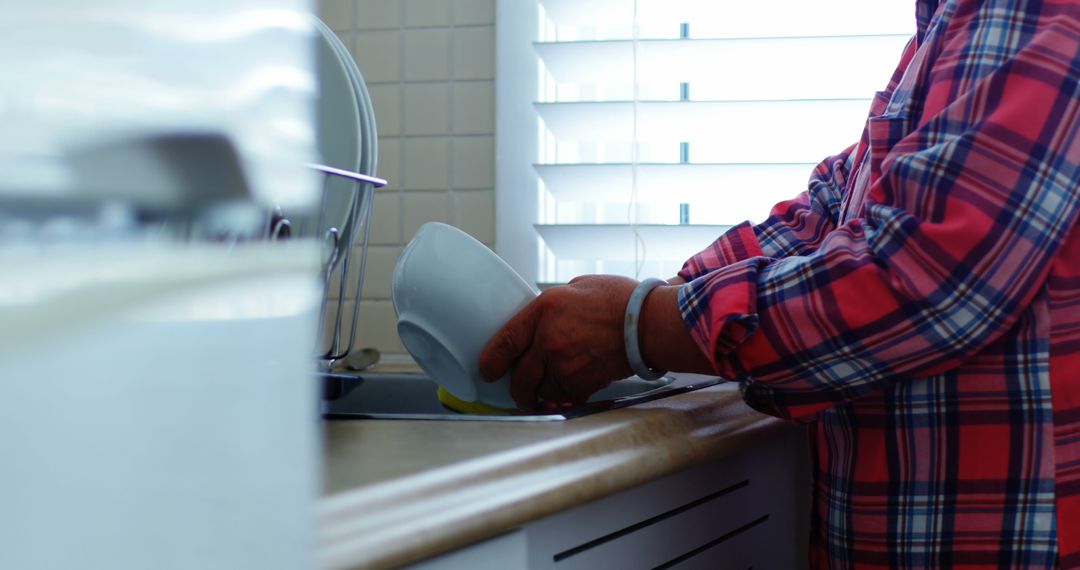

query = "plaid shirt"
[{"left": 677, "top": 0, "right": 1080, "bottom": 567}]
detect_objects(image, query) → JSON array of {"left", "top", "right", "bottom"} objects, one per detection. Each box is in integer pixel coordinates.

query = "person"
[{"left": 478, "top": 0, "right": 1080, "bottom": 566}]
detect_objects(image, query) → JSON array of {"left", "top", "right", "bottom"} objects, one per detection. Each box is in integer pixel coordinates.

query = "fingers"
[
  {"left": 538, "top": 373, "right": 571, "bottom": 404},
  {"left": 479, "top": 300, "right": 541, "bottom": 382},
  {"left": 541, "top": 400, "right": 573, "bottom": 411},
  {"left": 567, "top": 386, "right": 593, "bottom": 407},
  {"left": 568, "top": 274, "right": 600, "bottom": 286},
  {"left": 510, "top": 347, "right": 545, "bottom": 411}
]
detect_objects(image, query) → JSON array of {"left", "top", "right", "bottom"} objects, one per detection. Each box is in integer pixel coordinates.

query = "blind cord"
[{"left": 629, "top": 0, "right": 646, "bottom": 279}]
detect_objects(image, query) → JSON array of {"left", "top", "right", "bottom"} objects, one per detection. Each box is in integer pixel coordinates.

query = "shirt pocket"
[
  {"left": 867, "top": 110, "right": 911, "bottom": 184},
  {"left": 869, "top": 89, "right": 892, "bottom": 117},
  {"left": 867, "top": 80, "right": 921, "bottom": 182},
  {"left": 839, "top": 91, "right": 907, "bottom": 223}
]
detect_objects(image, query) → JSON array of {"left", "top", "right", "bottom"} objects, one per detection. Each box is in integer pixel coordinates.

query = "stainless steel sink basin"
[{"left": 320, "top": 372, "right": 723, "bottom": 421}]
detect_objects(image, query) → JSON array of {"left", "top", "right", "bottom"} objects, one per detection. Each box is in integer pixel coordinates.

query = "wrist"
[
  {"left": 639, "top": 284, "right": 714, "bottom": 375},
  {"left": 624, "top": 278, "right": 668, "bottom": 380}
]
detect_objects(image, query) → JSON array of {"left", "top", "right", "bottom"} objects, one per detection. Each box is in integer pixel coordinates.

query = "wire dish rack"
[
  {"left": 288, "top": 163, "right": 387, "bottom": 371},
  {"left": 303, "top": 15, "right": 383, "bottom": 373}
]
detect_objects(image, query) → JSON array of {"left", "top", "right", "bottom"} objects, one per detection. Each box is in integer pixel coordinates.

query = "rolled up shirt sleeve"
[
  {"left": 679, "top": 7, "right": 1080, "bottom": 421},
  {"left": 677, "top": 147, "right": 855, "bottom": 282}
]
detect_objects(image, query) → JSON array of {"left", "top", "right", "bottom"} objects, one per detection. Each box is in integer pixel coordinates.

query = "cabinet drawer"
[
  {"left": 526, "top": 427, "right": 809, "bottom": 570},
  {"left": 552, "top": 479, "right": 764, "bottom": 570},
  {"left": 664, "top": 514, "right": 769, "bottom": 570}
]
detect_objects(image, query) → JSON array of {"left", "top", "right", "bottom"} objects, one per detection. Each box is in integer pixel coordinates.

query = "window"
[{"left": 495, "top": 0, "right": 915, "bottom": 287}]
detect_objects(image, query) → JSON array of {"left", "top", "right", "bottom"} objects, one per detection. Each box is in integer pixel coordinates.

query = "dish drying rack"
[{"left": 276, "top": 163, "right": 387, "bottom": 371}]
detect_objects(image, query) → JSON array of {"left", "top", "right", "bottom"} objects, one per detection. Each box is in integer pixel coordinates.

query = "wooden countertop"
[{"left": 317, "top": 380, "right": 789, "bottom": 570}]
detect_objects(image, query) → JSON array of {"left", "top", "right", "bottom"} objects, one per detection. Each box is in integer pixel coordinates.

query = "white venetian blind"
[{"left": 529, "top": 0, "right": 915, "bottom": 284}]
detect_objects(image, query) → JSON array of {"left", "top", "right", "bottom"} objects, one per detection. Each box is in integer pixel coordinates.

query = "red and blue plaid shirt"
[{"left": 677, "top": 0, "right": 1080, "bottom": 566}]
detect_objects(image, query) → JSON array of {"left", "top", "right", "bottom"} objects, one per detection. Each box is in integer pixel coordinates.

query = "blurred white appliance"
[{"left": 0, "top": 2, "right": 324, "bottom": 570}]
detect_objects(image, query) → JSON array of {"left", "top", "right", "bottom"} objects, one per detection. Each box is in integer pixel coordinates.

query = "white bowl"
[{"left": 392, "top": 223, "right": 537, "bottom": 408}]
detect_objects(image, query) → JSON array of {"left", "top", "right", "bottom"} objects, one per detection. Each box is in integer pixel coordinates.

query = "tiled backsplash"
[{"left": 317, "top": 0, "right": 496, "bottom": 357}]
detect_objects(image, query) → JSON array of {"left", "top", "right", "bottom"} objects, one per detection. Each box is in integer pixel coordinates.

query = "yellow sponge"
[{"left": 436, "top": 387, "right": 515, "bottom": 415}]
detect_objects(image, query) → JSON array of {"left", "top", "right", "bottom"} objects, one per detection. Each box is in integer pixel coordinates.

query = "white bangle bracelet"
[{"left": 624, "top": 277, "right": 668, "bottom": 381}]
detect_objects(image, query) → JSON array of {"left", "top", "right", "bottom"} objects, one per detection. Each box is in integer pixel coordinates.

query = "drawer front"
[
  {"left": 552, "top": 479, "right": 763, "bottom": 570},
  {"left": 529, "top": 428, "right": 809, "bottom": 570},
  {"left": 663, "top": 515, "right": 768, "bottom": 570}
]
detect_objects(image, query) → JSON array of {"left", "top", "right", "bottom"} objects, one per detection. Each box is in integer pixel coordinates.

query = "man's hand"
[{"left": 478, "top": 275, "right": 636, "bottom": 411}]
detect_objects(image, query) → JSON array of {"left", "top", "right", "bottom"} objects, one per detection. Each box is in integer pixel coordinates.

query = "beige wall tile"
[
  {"left": 321, "top": 300, "right": 357, "bottom": 355},
  {"left": 320, "top": 0, "right": 354, "bottom": 30},
  {"left": 452, "top": 81, "right": 494, "bottom": 135},
  {"left": 326, "top": 267, "right": 343, "bottom": 302},
  {"left": 454, "top": 0, "right": 495, "bottom": 25},
  {"left": 354, "top": 300, "right": 405, "bottom": 353},
  {"left": 357, "top": 0, "right": 402, "bottom": 29},
  {"left": 454, "top": 189, "right": 495, "bottom": 245},
  {"left": 405, "top": 0, "right": 451, "bottom": 27},
  {"left": 403, "top": 28, "right": 451, "bottom": 81},
  {"left": 335, "top": 31, "right": 355, "bottom": 58},
  {"left": 369, "top": 191, "right": 401, "bottom": 245},
  {"left": 321, "top": 0, "right": 497, "bottom": 357},
  {"left": 402, "top": 137, "right": 450, "bottom": 190},
  {"left": 368, "top": 84, "right": 401, "bottom": 137},
  {"left": 324, "top": 300, "right": 404, "bottom": 353},
  {"left": 358, "top": 245, "right": 401, "bottom": 300},
  {"left": 326, "top": 230, "right": 392, "bottom": 302},
  {"left": 452, "top": 26, "right": 495, "bottom": 80},
  {"left": 452, "top": 136, "right": 494, "bottom": 189},
  {"left": 328, "top": 257, "right": 355, "bottom": 303},
  {"left": 402, "top": 192, "right": 451, "bottom": 240},
  {"left": 376, "top": 136, "right": 402, "bottom": 188},
  {"left": 403, "top": 83, "right": 451, "bottom": 135},
  {"left": 319, "top": 300, "right": 340, "bottom": 354},
  {"left": 353, "top": 31, "right": 401, "bottom": 82}
]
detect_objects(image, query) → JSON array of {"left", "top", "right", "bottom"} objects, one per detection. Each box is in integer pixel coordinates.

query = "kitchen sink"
[{"left": 320, "top": 372, "right": 723, "bottom": 422}]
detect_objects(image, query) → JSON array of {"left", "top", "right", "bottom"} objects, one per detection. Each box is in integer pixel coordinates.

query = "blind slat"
[
  {"left": 535, "top": 223, "right": 730, "bottom": 262},
  {"left": 536, "top": 162, "right": 814, "bottom": 204},
  {"left": 537, "top": 99, "right": 869, "bottom": 163},
  {"left": 536, "top": 35, "right": 909, "bottom": 99},
  {"left": 522, "top": 0, "right": 916, "bottom": 282},
  {"left": 540, "top": 0, "right": 915, "bottom": 37}
]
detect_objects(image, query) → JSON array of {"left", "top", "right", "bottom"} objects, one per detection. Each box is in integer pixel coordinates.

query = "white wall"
[{"left": 317, "top": 0, "right": 496, "bottom": 356}]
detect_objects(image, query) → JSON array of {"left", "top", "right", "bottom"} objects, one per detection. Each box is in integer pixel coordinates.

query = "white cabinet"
[
  {"left": 406, "top": 531, "right": 528, "bottom": 570},
  {"left": 406, "top": 427, "right": 809, "bottom": 570}
]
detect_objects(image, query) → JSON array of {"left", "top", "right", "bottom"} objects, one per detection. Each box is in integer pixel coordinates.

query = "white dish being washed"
[{"left": 392, "top": 222, "right": 538, "bottom": 408}]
